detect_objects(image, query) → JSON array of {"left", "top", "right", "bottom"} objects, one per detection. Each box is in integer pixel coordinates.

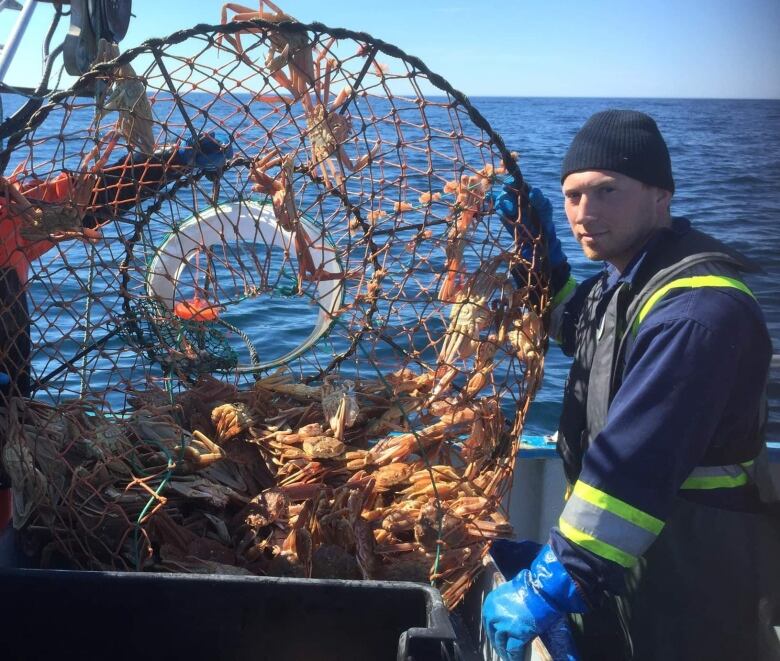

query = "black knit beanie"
[{"left": 561, "top": 110, "right": 674, "bottom": 192}]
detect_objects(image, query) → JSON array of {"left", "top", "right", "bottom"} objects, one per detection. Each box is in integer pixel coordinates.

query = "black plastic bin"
[{"left": 0, "top": 568, "right": 458, "bottom": 661}]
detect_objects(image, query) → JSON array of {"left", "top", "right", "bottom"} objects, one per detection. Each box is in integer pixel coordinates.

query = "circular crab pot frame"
[{"left": 0, "top": 17, "right": 553, "bottom": 607}]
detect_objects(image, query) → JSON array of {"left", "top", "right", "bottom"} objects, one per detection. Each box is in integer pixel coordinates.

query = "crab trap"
[{"left": 0, "top": 7, "right": 554, "bottom": 612}]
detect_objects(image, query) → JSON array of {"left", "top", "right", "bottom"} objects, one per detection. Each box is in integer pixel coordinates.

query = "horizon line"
[{"left": 459, "top": 94, "right": 780, "bottom": 102}]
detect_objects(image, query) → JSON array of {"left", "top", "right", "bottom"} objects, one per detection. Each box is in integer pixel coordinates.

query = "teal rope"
[
  {"left": 131, "top": 464, "right": 173, "bottom": 571},
  {"left": 131, "top": 370, "right": 181, "bottom": 570}
]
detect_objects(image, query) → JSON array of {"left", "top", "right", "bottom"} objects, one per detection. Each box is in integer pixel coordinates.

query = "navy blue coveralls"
[{"left": 547, "top": 218, "right": 780, "bottom": 660}]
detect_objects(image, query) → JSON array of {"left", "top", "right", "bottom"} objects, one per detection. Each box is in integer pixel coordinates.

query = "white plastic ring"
[{"left": 145, "top": 200, "right": 344, "bottom": 370}]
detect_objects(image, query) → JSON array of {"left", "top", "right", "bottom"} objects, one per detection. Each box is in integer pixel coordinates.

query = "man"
[{"left": 483, "top": 110, "right": 780, "bottom": 660}]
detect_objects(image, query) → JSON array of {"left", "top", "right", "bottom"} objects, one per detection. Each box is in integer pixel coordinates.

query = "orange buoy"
[{"left": 173, "top": 296, "right": 221, "bottom": 321}]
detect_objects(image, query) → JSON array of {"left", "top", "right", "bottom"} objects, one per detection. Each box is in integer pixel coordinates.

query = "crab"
[
  {"left": 302, "top": 436, "right": 346, "bottom": 460},
  {"left": 211, "top": 402, "right": 257, "bottom": 443},
  {"left": 438, "top": 173, "right": 493, "bottom": 303},
  {"left": 1, "top": 437, "right": 48, "bottom": 529},
  {"left": 502, "top": 304, "right": 545, "bottom": 397},
  {"left": 506, "top": 308, "right": 544, "bottom": 365},
  {"left": 459, "top": 335, "right": 500, "bottom": 402},
  {"left": 320, "top": 376, "right": 359, "bottom": 441},
  {"left": 345, "top": 449, "right": 373, "bottom": 471},
  {"left": 460, "top": 401, "right": 503, "bottom": 469},
  {"left": 268, "top": 439, "right": 306, "bottom": 464},
  {"left": 297, "top": 422, "right": 324, "bottom": 438},
  {"left": 368, "top": 408, "right": 475, "bottom": 466},
  {"left": 254, "top": 372, "right": 322, "bottom": 401},
  {"left": 249, "top": 152, "right": 350, "bottom": 286},
  {"left": 400, "top": 466, "right": 464, "bottom": 500},
  {"left": 414, "top": 502, "right": 467, "bottom": 551},
  {"left": 174, "top": 430, "right": 226, "bottom": 472},
  {"left": 432, "top": 257, "right": 507, "bottom": 398},
  {"left": 218, "top": 1, "right": 314, "bottom": 100},
  {"left": 2, "top": 104, "right": 143, "bottom": 245},
  {"left": 372, "top": 462, "right": 412, "bottom": 492},
  {"left": 301, "top": 47, "right": 380, "bottom": 189},
  {"left": 365, "top": 400, "right": 415, "bottom": 437},
  {"left": 277, "top": 497, "right": 314, "bottom": 576},
  {"left": 234, "top": 488, "right": 289, "bottom": 555},
  {"left": 95, "top": 39, "right": 155, "bottom": 154},
  {"left": 2, "top": 172, "right": 100, "bottom": 243},
  {"left": 378, "top": 502, "right": 420, "bottom": 535}
]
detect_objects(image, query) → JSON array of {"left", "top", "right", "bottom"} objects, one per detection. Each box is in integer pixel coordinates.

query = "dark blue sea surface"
[
  {"left": 473, "top": 97, "right": 780, "bottom": 438},
  {"left": 2, "top": 95, "right": 778, "bottom": 437}
]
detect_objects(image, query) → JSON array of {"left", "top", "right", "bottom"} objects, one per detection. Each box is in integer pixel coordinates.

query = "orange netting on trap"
[{"left": 0, "top": 11, "right": 553, "bottom": 607}]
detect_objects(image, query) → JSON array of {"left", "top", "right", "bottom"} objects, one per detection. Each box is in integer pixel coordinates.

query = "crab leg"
[
  {"left": 271, "top": 70, "right": 299, "bottom": 98},
  {"left": 320, "top": 58, "right": 332, "bottom": 107},
  {"left": 312, "top": 40, "right": 335, "bottom": 107},
  {"left": 289, "top": 38, "right": 316, "bottom": 100},
  {"left": 350, "top": 139, "right": 381, "bottom": 173},
  {"left": 330, "top": 85, "right": 352, "bottom": 111},
  {"left": 217, "top": 5, "right": 264, "bottom": 57},
  {"left": 261, "top": 0, "right": 286, "bottom": 14}
]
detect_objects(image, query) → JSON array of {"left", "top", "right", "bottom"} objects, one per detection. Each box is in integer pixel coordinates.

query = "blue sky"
[{"left": 1, "top": 0, "right": 778, "bottom": 98}]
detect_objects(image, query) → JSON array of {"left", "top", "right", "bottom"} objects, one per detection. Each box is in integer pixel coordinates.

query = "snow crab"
[
  {"left": 249, "top": 151, "right": 347, "bottom": 286},
  {"left": 211, "top": 402, "right": 258, "bottom": 442},
  {"left": 2, "top": 172, "right": 100, "bottom": 243},
  {"left": 320, "top": 376, "right": 359, "bottom": 441},
  {"left": 218, "top": 1, "right": 314, "bottom": 100},
  {"left": 438, "top": 173, "right": 492, "bottom": 302},
  {"left": 433, "top": 256, "right": 507, "bottom": 397},
  {"left": 95, "top": 39, "right": 155, "bottom": 154},
  {"left": 301, "top": 46, "right": 380, "bottom": 189}
]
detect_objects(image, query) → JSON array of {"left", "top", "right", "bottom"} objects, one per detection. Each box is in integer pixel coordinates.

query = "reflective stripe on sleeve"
[
  {"left": 558, "top": 519, "right": 636, "bottom": 568},
  {"left": 558, "top": 481, "right": 665, "bottom": 568},
  {"left": 550, "top": 276, "right": 578, "bottom": 343},
  {"left": 632, "top": 275, "right": 755, "bottom": 335},
  {"left": 548, "top": 276, "right": 577, "bottom": 344},
  {"left": 552, "top": 275, "right": 577, "bottom": 307},
  {"left": 681, "top": 461, "right": 754, "bottom": 490}
]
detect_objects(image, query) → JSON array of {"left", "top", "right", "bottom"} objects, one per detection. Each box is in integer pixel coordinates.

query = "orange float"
[{"left": 173, "top": 296, "right": 222, "bottom": 322}]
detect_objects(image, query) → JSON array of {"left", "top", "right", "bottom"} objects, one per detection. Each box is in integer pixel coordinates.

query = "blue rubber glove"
[
  {"left": 0, "top": 372, "right": 10, "bottom": 400},
  {"left": 490, "top": 539, "right": 579, "bottom": 660},
  {"left": 540, "top": 617, "right": 580, "bottom": 661},
  {"left": 176, "top": 130, "right": 233, "bottom": 172},
  {"left": 483, "top": 543, "right": 586, "bottom": 661},
  {"left": 493, "top": 178, "right": 567, "bottom": 269}
]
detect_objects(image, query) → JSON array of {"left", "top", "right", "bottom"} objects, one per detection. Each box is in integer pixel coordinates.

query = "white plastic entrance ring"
[{"left": 145, "top": 200, "right": 344, "bottom": 370}]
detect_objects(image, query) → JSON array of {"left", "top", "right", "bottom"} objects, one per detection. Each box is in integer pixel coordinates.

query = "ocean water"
[
  {"left": 473, "top": 97, "right": 780, "bottom": 438},
  {"left": 3, "top": 95, "right": 778, "bottom": 437}
]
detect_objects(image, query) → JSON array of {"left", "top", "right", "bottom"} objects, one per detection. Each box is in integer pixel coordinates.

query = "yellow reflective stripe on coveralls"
[
  {"left": 631, "top": 275, "right": 755, "bottom": 335},
  {"left": 550, "top": 276, "right": 578, "bottom": 344},
  {"left": 630, "top": 274, "right": 758, "bottom": 489},
  {"left": 681, "top": 461, "right": 755, "bottom": 490},
  {"left": 561, "top": 463, "right": 757, "bottom": 568},
  {"left": 559, "top": 481, "right": 665, "bottom": 568},
  {"left": 552, "top": 275, "right": 578, "bottom": 307}
]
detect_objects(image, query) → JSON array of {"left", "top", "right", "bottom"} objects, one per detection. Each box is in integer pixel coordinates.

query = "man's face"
[{"left": 562, "top": 170, "right": 672, "bottom": 272}]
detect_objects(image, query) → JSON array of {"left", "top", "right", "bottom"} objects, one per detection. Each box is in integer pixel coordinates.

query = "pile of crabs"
[{"left": 0, "top": 363, "right": 527, "bottom": 608}]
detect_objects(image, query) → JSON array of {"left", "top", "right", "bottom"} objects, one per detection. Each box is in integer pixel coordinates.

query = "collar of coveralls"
[{"left": 603, "top": 216, "right": 690, "bottom": 292}]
